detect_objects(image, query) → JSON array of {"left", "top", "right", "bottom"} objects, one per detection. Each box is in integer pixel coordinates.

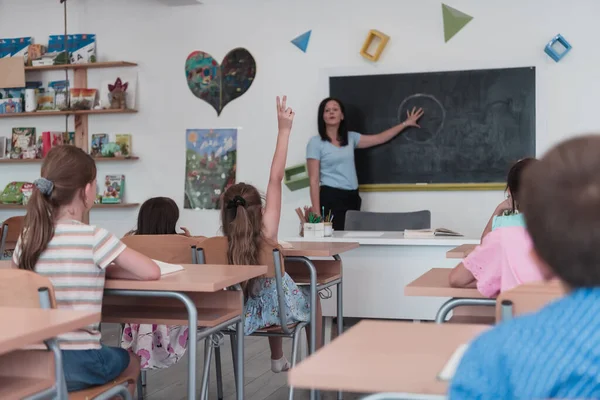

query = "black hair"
[
  {"left": 506, "top": 157, "right": 537, "bottom": 212},
  {"left": 134, "top": 197, "right": 180, "bottom": 235},
  {"left": 317, "top": 97, "right": 349, "bottom": 146}
]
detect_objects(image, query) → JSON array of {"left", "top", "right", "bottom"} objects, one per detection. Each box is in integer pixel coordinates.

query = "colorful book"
[
  {"left": 115, "top": 134, "right": 132, "bottom": 157},
  {"left": 91, "top": 133, "right": 108, "bottom": 157},
  {"left": 62, "top": 131, "right": 75, "bottom": 146},
  {"left": 11, "top": 127, "right": 35, "bottom": 159},
  {"left": 102, "top": 174, "right": 125, "bottom": 204}
]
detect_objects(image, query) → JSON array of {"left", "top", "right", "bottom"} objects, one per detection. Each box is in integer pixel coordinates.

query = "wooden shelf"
[
  {"left": 25, "top": 61, "right": 137, "bottom": 72},
  {"left": 93, "top": 203, "right": 140, "bottom": 209},
  {"left": 0, "top": 109, "right": 137, "bottom": 118},
  {"left": 0, "top": 156, "right": 139, "bottom": 164},
  {"left": 0, "top": 203, "right": 139, "bottom": 210}
]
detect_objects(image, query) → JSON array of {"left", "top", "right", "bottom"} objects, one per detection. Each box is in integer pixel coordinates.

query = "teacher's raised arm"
[{"left": 306, "top": 97, "right": 424, "bottom": 231}]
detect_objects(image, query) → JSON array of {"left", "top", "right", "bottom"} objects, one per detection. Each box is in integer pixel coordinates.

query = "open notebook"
[
  {"left": 153, "top": 259, "right": 184, "bottom": 276},
  {"left": 404, "top": 228, "right": 462, "bottom": 238},
  {"left": 437, "top": 343, "right": 470, "bottom": 381}
]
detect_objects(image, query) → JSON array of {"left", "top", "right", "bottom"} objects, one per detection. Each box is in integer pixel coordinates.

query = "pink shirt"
[{"left": 463, "top": 226, "right": 544, "bottom": 298}]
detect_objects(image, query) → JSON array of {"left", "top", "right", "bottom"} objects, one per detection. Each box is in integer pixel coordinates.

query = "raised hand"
[
  {"left": 277, "top": 95, "right": 295, "bottom": 133},
  {"left": 404, "top": 107, "right": 425, "bottom": 128}
]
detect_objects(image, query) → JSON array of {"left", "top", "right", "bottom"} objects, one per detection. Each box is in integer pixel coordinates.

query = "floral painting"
[{"left": 184, "top": 128, "right": 237, "bottom": 210}]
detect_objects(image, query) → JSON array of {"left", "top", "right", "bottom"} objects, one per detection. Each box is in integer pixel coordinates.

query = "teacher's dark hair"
[{"left": 318, "top": 97, "right": 349, "bottom": 146}]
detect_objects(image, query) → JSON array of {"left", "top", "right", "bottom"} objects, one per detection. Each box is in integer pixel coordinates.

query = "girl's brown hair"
[
  {"left": 220, "top": 182, "right": 263, "bottom": 297},
  {"left": 131, "top": 197, "right": 180, "bottom": 235},
  {"left": 18, "top": 145, "right": 97, "bottom": 271}
]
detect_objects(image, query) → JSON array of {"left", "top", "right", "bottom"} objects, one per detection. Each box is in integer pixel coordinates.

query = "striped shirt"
[
  {"left": 449, "top": 288, "right": 600, "bottom": 399},
  {"left": 13, "top": 220, "right": 126, "bottom": 350}
]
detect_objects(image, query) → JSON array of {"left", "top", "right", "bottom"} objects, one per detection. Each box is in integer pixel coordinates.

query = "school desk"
[
  {"left": 284, "top": 232, "right": 479, "bottom": 320},
  {"left": 446, "top": 244, "right": 477, "bottom": 259},
  {"left": 405, "top": 268, "right": 496, "bottom": 323},
  {"left": 103, "top": 263, "right": 267, "bottom": 400},
  {"left": 288, "top": 320, "right": 488, "bottom": 396},
  {"left": 497, "top": 279, "right": 565, "bottom": 322},
  {"left": 0, "top": 307, "right": 99, "bottom": 400}
]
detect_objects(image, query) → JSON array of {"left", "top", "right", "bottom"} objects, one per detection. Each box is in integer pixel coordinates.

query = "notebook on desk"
[
  {"left": 153, "top": 260, "right": 184, "bottom": 276},
  {"left": 404, "top": 228, "right": 462, "bottom": 238},
  {"left": 437, "top": 343, "right": 470, "bottom": 381}
]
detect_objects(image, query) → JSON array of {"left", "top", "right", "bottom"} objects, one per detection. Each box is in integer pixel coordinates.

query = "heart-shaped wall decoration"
[{"left": 185, "top": 48, "right": 256, "bottom": 116}]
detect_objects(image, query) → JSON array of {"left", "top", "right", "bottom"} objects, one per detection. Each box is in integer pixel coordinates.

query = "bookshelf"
[{"left": 0, "top": 61, "right": 140, "bottom": 222}]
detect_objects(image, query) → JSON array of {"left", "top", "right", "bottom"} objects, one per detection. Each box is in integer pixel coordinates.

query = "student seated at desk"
[
  {"left": 450, "top": 135, "right": 600, "bottom": 399},
  {"left": 121, "top": 197, "right": 191, "bottom": 370},
  {"left": 12, "top": 146, "right": 160, "bottom": 394},
  {"left": 449, "top": 158, "right": 543, "bottom": 297},
  {"left": 221, "top": 96, "right": 322, "bottom": 373}
]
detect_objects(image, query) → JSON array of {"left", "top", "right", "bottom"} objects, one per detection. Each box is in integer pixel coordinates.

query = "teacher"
[{"left": 306, "top": 97, "right": 424, "bottom": 231}]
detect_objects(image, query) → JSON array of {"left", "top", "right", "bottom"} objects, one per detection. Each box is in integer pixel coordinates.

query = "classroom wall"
[{"left": 0, "top": 0, "right": 599, "bottom": 239}]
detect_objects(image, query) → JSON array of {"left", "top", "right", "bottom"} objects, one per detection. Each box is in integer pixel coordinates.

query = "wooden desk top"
[
  {"left": 282, "top": 241, "right": 359, "bottom": 257},
  {"left": 446, "top": 244, "right": 477, "bottom": 259},
  {"left": 0, "top": 307, "right": 100, "bottom": 356},
  {"left": 404, "top": 268, "right": 486, "bottom": 299},
  {"left": 288, "top": 320, "right": 488, "bottom": 394},
  {"left": 105, "top": 264, "right": 267, "bottom": 292}
]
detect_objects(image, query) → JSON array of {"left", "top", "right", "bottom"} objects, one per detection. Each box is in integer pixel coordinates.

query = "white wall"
[{"left": 0, "top": 0, "right": 598, "bottom": 238}]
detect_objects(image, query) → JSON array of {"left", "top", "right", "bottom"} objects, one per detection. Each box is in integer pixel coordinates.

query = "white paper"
[
  {"left": 343, "top": 231, "right": 384, "bottom": 237},
  {"left": 152, "top": 259, "right": 184, "bottom": 276},
  {"left": 438, "top": 343, "right": 469, "bottom": 381}
]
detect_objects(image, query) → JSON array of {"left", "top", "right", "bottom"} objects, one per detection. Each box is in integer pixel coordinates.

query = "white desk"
[{"left": 286, "top": 231, "right": 479, "bottom": 320}]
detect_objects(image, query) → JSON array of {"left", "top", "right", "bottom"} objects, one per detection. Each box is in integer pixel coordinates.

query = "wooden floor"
[{"left": 101, "top": 323, "right": 366, "bottom": 400}]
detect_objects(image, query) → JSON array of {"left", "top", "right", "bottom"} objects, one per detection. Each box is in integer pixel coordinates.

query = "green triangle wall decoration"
[{"left": 442, "top": 4, "right": 473, "bottom": 42}]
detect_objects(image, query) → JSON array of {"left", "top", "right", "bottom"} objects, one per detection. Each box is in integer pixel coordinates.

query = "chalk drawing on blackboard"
[{"left": 398, "top": 93, "right": 446, "bottom": 143}]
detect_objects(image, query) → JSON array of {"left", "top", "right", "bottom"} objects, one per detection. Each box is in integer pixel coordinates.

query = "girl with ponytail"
[
  {"left": 13, "top": 145, "right": 160, "bottom": 394},
  {"left": 221, "top": 96, "right": 322, "bottom": 373}
]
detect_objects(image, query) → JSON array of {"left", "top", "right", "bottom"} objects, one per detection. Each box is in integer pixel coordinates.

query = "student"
[
  {"left": 480, "top": 158, "right": 537, "bottom": 240},
  {"left": 448, "top": 158, "right": 543, "bottom": 297},
  {"left": 306, "top": 97, "right": 424, "bottom": 230},
  {"left": 121, "top": 197, "right": 191, "bottom": 369},
  {"left": 221, "top": 96, "right": 322, "bottom": 372},
  {"left": 449, "top": 134, "right": 600, "bottom": 399},
  {"left": 12, "top": 145, "right": 160, "bottom": 394}
]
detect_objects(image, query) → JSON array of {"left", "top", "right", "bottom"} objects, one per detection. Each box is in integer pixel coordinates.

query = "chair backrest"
[
  {"left": 121, "top": 234, "right": 203, "bottom": 264},
  {"left": 0, "top": 268, "right": 56, "bottom": 308},
  {"left": 344, "top": 210, "right": 431, "bottom": 231},
  {"left": 198, "top": 236, "right": 283, "bottom": 278},
  {"left": 0, "top": 215, "right": 24, "bottom": 252},
  {"left": 495, "top": 279, "right": 565, "bottom": 322}
]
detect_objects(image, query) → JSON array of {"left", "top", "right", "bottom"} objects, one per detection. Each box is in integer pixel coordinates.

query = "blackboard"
[{"left": 329, "top": 67, "right": 536, "bottom": 188}]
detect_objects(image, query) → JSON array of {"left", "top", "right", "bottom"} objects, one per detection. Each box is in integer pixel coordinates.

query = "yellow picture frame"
[
  {"left": 360, "top": 30, "right": 390, "bottom": 62},
  {"left": 359, "top": 182, "right": 505, "bottom": 192}
]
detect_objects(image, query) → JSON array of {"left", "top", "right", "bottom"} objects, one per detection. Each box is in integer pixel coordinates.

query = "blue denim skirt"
[{"left": 62, "top": 345, "right": 130, "bottom": 392}]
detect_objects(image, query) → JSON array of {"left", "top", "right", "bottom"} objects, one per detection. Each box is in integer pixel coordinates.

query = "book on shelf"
[
  {"left": 90, "top": 133, "right": 109, "bottom": 157},
  {"left": 115, "top": 134, "right": 132, "bottom": 157},
  {"left": 11, "top": 127, "right": 35, "bottom": 159},
  {"left": 101, "top": 174, "right": 125, "bottom": 204},
  {"left": 0, "top": 136, "right": 9, "bottom": 159},
  {"left": 404, "top": 228, "right": 462, "bottom": 238}
]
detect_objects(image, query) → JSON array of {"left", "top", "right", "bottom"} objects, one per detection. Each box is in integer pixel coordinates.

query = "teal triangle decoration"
[
  {"left": 442, "top": 4, "right": 473, "bottom": 42},
  {"left": 291, "top": 30, "right": 312, "bottom": 53}
]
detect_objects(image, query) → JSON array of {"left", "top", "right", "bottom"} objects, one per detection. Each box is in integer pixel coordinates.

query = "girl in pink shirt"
[{"left": 449, "top": 158, "right": 543, "bottom": 297}]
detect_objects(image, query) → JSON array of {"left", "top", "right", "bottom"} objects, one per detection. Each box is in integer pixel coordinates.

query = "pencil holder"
[
  {"left": 324, "top": 222, "right": 333, "bottom": 237},
  {"left": 304, "top": 223, "right": 325, "bottom": 238}
]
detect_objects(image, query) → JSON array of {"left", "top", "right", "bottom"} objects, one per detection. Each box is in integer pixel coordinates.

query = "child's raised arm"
[{"left": 263, "top": 95, "right": 294, "bottom": 240}]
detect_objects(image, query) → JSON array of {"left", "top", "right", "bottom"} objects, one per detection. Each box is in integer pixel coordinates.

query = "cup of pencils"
[
  {"left": 296, "top": 206, "right": 329, "bottom": 238},
  {"left": 323, "top": 209, "right": 333, "bottom": 237}
]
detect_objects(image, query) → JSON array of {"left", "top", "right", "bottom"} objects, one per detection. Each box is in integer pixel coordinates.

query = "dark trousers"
[{"left": 320, "top": 185, "right": 362, "bottom": 231}]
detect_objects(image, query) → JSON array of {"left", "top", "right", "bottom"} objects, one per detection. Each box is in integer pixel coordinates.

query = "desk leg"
[
  {"left": 236, "top": 319, "right": 244, "bottom": 400},
  {"left": 435, "top": 298, "right": 497, "bottom": 323},
  {"left": 283, "top": 256, "right": 317, "bottom": 400},
  {"left": 105, "top": 290, "right": 198, "bottom": 400},
  {"left": 45, "top": 338, "right": 66, "bottom": 400},
  {"left": 333, "top": 254, "right": 343, "bottom": 400}
]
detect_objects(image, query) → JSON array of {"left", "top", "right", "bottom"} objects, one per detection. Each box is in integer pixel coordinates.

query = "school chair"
[
  {"left": 197, "top": 236, "right": 309, "bottom": 400},
  {"left": 0, "top": 216, "right": 24, "bottom": 260},
  {"left": 345, "top": 210, "right": 431, "bottom": 231},
  {"left": 0, "top": 269, "right": 137, "bottom": 400},
  {"left": 495, "top": 279, "right": 565, "bottom": 322},
  {"left": 119, "top": 234, "right": 205, "bottom": 396}
]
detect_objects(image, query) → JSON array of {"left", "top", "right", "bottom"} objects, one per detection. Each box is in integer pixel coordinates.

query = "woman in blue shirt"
[{"left": 306, "top": 97, "right": 424, "bottom": 230}]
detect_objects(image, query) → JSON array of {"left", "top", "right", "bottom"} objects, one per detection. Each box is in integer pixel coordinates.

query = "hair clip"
[
  {"left": 33, "top": 177, "right": 54, "bottom": 196},
  {"left": 227, "top": 195, "right": 246, "bottom": 209}
]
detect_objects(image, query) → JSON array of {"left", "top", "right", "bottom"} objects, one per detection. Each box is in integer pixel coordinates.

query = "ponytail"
[{"left": 19, "top": 187, "right": 55, "bottom": 271}]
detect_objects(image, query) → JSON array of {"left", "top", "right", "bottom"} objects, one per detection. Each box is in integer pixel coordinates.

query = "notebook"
[
  {"left": 152, "top": 259, "right": 184, "bottom": 276},
  {"left": 437, "top": 343, "right": 470, "bottom": 381},
  {"left": 404, "top": 228, "right": 462, "bottom": 238}
]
